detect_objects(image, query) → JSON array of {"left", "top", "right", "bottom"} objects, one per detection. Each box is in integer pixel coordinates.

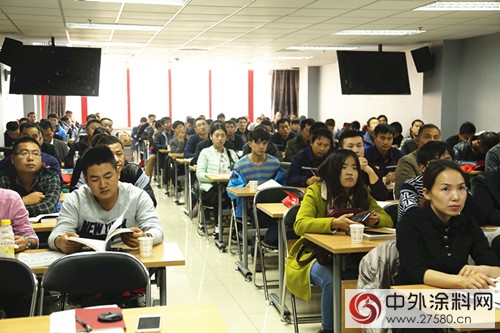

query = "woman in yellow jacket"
[{"left": 286, "top": 149, "right": 393, "bottom": 333}]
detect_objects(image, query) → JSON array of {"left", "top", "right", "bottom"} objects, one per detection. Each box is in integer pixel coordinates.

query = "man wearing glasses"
[
  {"left": 184, "top": 117, "right": 209, "bottom": 158},
  {"left": 0, "top": 137, "right": 61, "bottom": 217}
]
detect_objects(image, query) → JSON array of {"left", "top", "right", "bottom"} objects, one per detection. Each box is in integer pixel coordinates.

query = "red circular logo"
[{"left": 349, "top": 292, "right": 382, "bottom": 324}]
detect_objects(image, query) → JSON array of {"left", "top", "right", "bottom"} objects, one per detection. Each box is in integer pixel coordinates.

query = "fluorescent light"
[
  {"left": 335, "top": 29, "right": 426, "bottom": 36},
  {"left": 286, "top": 46, "right": 359, "bottom": 51},
  {"left": 414, "top": 2, "right": 500, "bottom": 11},
  {"left": 76, "top": 0, "right": 187, "bottom": 5},
  {"left": 66, "top": 22, "right": 161, "bottom": 31},
  {"left": 267, "top": 56, "right": 313, "bottom": 60}
]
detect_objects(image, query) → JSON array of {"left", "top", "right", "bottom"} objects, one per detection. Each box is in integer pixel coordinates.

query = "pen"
[{"left": 75, "top": 315, "right": 92, "bottom": 332}]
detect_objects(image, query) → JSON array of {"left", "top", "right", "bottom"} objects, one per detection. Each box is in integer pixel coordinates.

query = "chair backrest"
[
  {"left": 253, "top": 186, "right": 304, "bottom": 248},
  {"left": 279, "top": 162, "right": 291, "bottom": 175},
  {"left": 281, "top": 204, "right": 301, "bottom": 253},
  {"left": 39, "top": 251, "right": 151, "bottom": 314},
  {"left": 0, "top": 258, "right": 37, "bottom": 317},
  {"left": 384, "top": 203, "right": 399, "bottom": 227}
]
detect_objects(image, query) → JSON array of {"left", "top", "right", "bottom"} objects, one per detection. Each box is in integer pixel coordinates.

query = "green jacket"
[{"left": 285, "top": 181, "right": 393, "bottom": 301}]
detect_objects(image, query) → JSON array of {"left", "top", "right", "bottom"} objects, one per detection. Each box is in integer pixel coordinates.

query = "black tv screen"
[
  {"left": 9, "top": 46, "right": 101, "bottom": 96},
  {"left": 337, "top": 51, "right": 411, "bottom": 95}
]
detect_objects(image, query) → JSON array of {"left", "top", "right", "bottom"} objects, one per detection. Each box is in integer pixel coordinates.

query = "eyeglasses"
[
  {"left": 195, "top": 122, "right": 207, "bottom": 128},
  {"left": 14, "top": 150, "right": 42, "bottom": 158}
]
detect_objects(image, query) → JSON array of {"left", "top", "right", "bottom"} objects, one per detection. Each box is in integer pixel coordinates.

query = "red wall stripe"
[
  {"left": 81, "top": 97, "right": 88, "bottom": 122},
  {"left": 126, "top": 68, "right": 131, "bottom": 127},
  {"left": 208, "top": 70, "right": 212, "bottom": 119},
  {"left": 168, "top": 69, "right": 172, "bottom": 118},
  {"left": 248, "top": 70, "right": 254, "bottom": 122},
  {"left": 40, "top": 95, "right": 45, "bottom": 118}
]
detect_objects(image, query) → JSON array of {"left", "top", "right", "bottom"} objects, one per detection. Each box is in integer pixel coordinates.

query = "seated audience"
[
  {"left": 225, "top": 120, "right": 244, "bottom": 151},
  {"left": 363, "top": 117, "right": 379, "bottom": 150},
  {"left": 4, "top": 121, "right": 19, "bottom": 150},
  {"left": 0, "top": 137, "right": 61, "bottom": 217},
  {"left": 20, "top": 122, "right": 58, "bottom": 160},
  {"left": 286, "top": 150, "right": 393, "bottom": 333},
  {"left": 377, "top": 114, "right": 388, "bottom": 124},
  {"left": 445, "top": 121, "right": 476, "bottom": 150},
  {"left": 397, "top": 141, "right": 487, "bottom": 225},
  {"left": 0, "top": 188, "right": 38, "bottom": 251},
  {"left": 65, "top": 119, "right": 102, "bottom": 168},
  {"left": 400, "top": 119, "right": 424, "bottom": 155},
  {"left": 270, "top": 118, "right": 295, "bottom": 157},
  {"left": 396, "top": 159, "right": 500, "bottom": 292},
  {"left": 235, "top": 116, "right": 250, "bottom": 143},
  {"left": 283, "top": 118, "right": 315, "bottom": 162},
  {"left": 339, "top": 131, "right": 387, "bottom": 201},
  {"left": 47, "top": 113, "right": 67, "bottom": 142},
  {"left": 169, "top": 120, "right": 187, "bottom": 153},
  {"left": 184, "top": 117, "right": 209, "bottom": 158},
  {"left": 71, "top": 135, "right": 157, "bottom": 207},
  {"left": 48, "top": 147, "right": 163, "bottom": 253},
  {"left": 287, "top": 128, "right": 333, "bottom": 187},
  {"left": 39, "top": 120, "right": 69, "bottom": 164},
  {"left": 290, "top": 117, "right": 300, "bottom": 136},
  {"left": 196, "top": 123, "right": 238, "bottom": 237},
  {"left": 471, "top": 166, "right": 500, "bottom": 226},
  {"left": 364, "top": 124, "right": 404, "bottom": 185},
  {"left": 241, "top": 123, "right": 281, "bottom": 158},
  {"left": 394, "top": 124, "right": 441, "bottom": 199},
  {"left": 453, "top": 131, "right": 499, "bottom": 165},
  {"left": 228, "top": 127, "right": 286, "bottom": 245},
  {"left": 390, "top": 121, "right": 403, "bottom": 148},
  {"left": 485, "top": 142, "right": 500, "bottom": 172}
]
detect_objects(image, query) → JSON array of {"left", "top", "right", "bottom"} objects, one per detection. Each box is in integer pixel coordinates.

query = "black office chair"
[
  {"left": 280, "top": 205, "right": 322, "bottom": 332},
  {"left": 0, "top": 258, "right": 37, "bottom": 317},
  {"left": 280, "top": 162, "right": 291, "bottom": 175},
  {"left": 39, "top": 251, "right": 151, "bottom": 315},
  {"left": 383, "top": 203, "right": 399, "bottom": 227},
  {"left": 253, "top": 186, "right": 304, "bottom": 301}
]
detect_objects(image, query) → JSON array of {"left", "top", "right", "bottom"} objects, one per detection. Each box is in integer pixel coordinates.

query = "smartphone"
[
  {"left": 350, "top": 211, "right": 371, "bottom": 223},
  {"left": 136, "top": 315, "right": 162, "bottom": 333}
]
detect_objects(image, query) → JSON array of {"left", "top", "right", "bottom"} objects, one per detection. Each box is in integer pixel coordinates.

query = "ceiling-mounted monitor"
[{"left": 337, "top": 51, "right": 411, "bottom": 95}]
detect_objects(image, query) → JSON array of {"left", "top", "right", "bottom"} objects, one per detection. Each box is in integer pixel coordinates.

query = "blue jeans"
[{"left": 310, "top": 261, "right": 333, "bottom": 331}]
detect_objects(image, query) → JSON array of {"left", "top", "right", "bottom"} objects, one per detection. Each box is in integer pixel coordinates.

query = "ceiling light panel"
[{"left": 414, "top": 2, "right": 500, "bottom": 11}]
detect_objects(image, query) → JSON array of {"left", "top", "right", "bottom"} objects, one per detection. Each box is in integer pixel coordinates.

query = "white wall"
[{"left": 317, "top": 51, "right": 424, "bottom": 133}]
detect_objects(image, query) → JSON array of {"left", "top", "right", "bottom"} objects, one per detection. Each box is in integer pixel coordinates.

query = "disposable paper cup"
[
  {"left": 349, "top": 224, "right": 364, "bottom": 244},
  {"left": 138, "top": 236, "right": 154, "bottom": 257},
  {"left": 249, "top": 180, "right": 258, "bottom": 191}
]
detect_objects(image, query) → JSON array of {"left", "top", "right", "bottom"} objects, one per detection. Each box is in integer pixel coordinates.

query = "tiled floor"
[{"left": 154, "top": 186, "right": 324, "bottom": 333}]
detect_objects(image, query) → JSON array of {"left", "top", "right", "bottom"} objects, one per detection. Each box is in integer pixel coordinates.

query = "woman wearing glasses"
[{"left": 286, "top": 150, "right": 392, "bottom": 333}]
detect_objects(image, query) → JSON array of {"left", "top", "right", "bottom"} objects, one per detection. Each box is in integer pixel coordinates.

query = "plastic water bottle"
[
  {"left": 0, "top": 219, "right": 15, "bottom": 258},
  {"left": 74, "top": 151, "right": 79, "bottom": 167}
]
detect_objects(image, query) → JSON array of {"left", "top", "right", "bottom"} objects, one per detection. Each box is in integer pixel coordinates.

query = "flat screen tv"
[
  {"left": 337, "top": 51, "right": 411, "bottom": 95},
  {"left": 9, "top": 45, "right": 101, "bottom": 96}
]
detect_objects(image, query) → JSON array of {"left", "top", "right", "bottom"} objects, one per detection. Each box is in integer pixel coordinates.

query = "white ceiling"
[{"left": 1, "top": 0, "right": 500, "bottom": 68}]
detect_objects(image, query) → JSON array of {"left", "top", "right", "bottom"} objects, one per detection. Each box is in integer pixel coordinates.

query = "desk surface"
[
  {"left": 227, "top": 186, "right": 258, "bottom": 197},
  {"left": 0, "top": 302, "right": 228, "bottom": 333},
  {"left": 19, "top": 242, "right": 185, "bottom": 275},
  {"left": 31, "top": 220, "right": 57, "bottom": 233},
  {"left": 256, "top": 202, "right": 288, "bottom": 218},
  {"left": 169, "top": 152, "right": 184, "bottom": 159},
  {"left": 205, "top": 173, "right": 231, "bottom": 182},
  {"left": 304, "top": 232, "right": 387, "bottom": 254}
]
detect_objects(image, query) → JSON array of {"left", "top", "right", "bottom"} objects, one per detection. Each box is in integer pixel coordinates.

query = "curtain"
[
  {"left": 44, "top": 96, "right": 66, "bottom": 118},
  {"left": 271, "top": 70, "right": 299, "bottom": 118}
]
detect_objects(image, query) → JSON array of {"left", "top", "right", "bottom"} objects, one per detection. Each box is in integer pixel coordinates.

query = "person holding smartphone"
[{"left": 286, "top": 150, "right": 392, "bottom": 333}]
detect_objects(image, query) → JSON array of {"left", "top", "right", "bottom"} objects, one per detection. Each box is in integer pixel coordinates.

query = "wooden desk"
[
  {"left": 31, "top": 220, "right": 57, "bottom": 233},
  {"left": 256, "top": 202, "right": 288, "bottom": 218},
  {"left": 176, "top": 158, "right": 192, "bottom": 213},
  {"left": 205, "top": 174, "right": 231, "bottom": 252},
  {"left": 0, "top": 302, "right": 229, "bottom": 333},
  {"left": 304, "top": 232, "right": 387, "bottom": 333},
  {"left": 18, "top": 242, "right": 185, "bottom": 306}
]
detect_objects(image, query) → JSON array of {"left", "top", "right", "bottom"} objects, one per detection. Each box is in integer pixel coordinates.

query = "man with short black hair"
[
  {"left": 453, "top": 131, "right": 499, "bottom": 165},
  {"left": 100, "top": 117, "right": 114, "bottom": 135},
  {"left": 363, "top": 117, "right": 379, "bottom": 150},
  {"left": 283, "top": 118, "right": 315, "bottom": 162},
  {"left": 365, "top": 124, "right": 404, "bottom": 184},
  {"left": 445, "top": 121, "right": 476, "bottom": 150},
  {"left": 48, "top": 146, "right": 163, "bottom": 254},
  {"left": 27, "top": 112, "right": 37, "bottom": 123},
  {"left": 270, "top": 118, "right": 295, "bottom": 157},
  {"left": 0, "top": 137, "right": 61, "bottom": 217},
  {"left": 225, "top": 120, "right": 244, "bottom": 151},
  {"left": 39, "top": 120, "right": 69, "bottom": 164},
  {"left": 184, "top": 117, "right": 209, "bottom": 158},
  {"left": 235, "top": 116, "right": 250, "bottom": 143},
  {"left": 4, "top": 121, "right": 19, "bottom": 149},
  {"left": 47, "top": 113, "right": 67, "bottom": 142},
  {"left": 287, "top": 128, "right": 332, "bottom": 187},
  {"left": 65, "top": 119, "right": 102, "bottom": 168}
]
